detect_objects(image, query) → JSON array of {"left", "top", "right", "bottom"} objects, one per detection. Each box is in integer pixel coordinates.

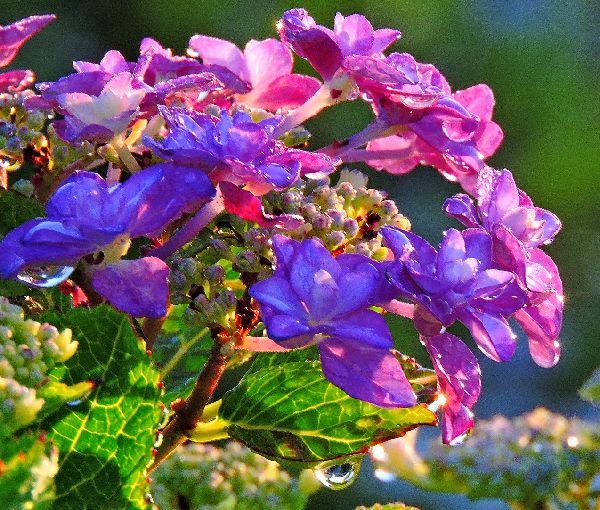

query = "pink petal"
[
  {"left": 248, "top": 74, "right": 321, "bottom": 110},
  {"left": 243, "top": 38, "right": 292, "bottom": 87},
  {"left": 0, "top": 15, "right": 56, "bottom": 67},
  {"left": 188, "top": 35, "right": 247, "bottom": 80},
  {"left": 219, "top": 181, "right": 303, "bottom": 229}
]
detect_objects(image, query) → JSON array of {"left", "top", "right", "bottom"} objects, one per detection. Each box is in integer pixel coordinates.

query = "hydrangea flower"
[
  {"left": 29, "top": 40, "right": 233, "bottom": 140},
  {"left": 0, "top": 165, "right": 214, "bottom": 317},
  {"left": 146, "top": 107, "right": 335, "bottom": 227},
  {"left": 188, "top": 36, "right": 320, "bottom": 111},
  {"left": 444, "top": 168, "right": 563, "bottom": 366},
  {"left": 278, "top": 9, "right": 400, "bottom": 82},
  {"left": 134, "top": 38, "right": 247, "bottom": 114},
  {"left": 381, "top": 226, "right": 526, "bottom": 362},
  {"left": 250, "top": 235, "right": 416, "bottom": 408},
  {"left": 424, "top": 333, "right": 481, "bottom": 444},
  {"left": 0, "top": 15, "right": 55, "bottom": 92},
  {"left": 361, "top": 84, "right": 503, "bottom": 192}
]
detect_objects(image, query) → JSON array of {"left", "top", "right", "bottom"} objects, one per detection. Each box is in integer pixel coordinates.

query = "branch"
[{"left": 147, "top": 329, "right": 231, "bottom": 473}]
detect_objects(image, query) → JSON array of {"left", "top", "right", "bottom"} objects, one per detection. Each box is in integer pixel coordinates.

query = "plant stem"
[
  {"left": 317, "top": 120, "right": 401, "bottom": 157},
  {"left": 150, "top": 193, "right": 224, "bottom": 260},
  {"left": 142, "top": 309, "right": 170, "bottom": 352},
  {"left": 111, "top": 135, "right": 140, "bottom": 173},
  {"left": 147, "top": 331, "right": 231, "bottom": 473},
  {"left": 273, "top": 84, "right": 336, "bottom": 138}
]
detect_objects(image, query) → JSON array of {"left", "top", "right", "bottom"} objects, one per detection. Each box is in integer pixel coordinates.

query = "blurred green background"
[{"left": 3, "top": 1, "right": 598, "bottom": 508}]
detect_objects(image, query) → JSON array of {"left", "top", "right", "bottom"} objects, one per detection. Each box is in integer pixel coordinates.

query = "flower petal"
[
  {"left": 456, "top": 308, "right": 517, "bottom": 362},
  {"left": 92, "top": 257, "right": 169, "bottom": 318},
  {"left": 319, "top": 337, "right": 416, "bottom": 407},
  {"left": 0, "top": 15, "right": 56, "bottom": 67}
]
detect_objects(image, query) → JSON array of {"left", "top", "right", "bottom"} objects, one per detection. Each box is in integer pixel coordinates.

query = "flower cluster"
[
  {"left": 0, "top": 297, "right": 78, "bottom": 435},
  {"left": 371, "top": 408, "right": 600, "bottom": 507},
  {"left": 0, "top": 10, "right": 564, "bottom": 444},
  {"left": 150, "top": 441, "right": 309, "bottom": 510}
]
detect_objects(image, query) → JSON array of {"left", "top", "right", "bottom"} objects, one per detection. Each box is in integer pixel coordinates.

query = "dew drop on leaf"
[
  {"left": 314, "top": 460, "right": 360, "bottom": 490},
  {"left": 17, "top": 265, "right": 75, "bottom": 288}
]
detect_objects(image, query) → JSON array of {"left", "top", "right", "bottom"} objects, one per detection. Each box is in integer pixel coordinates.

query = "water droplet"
[
  {"left": 67, "top": 399, "right": 82, "bottom": 407},
  {"left": 314, "top": 461, "right": 360, "bottom": 490},
  {"left": 400, "top": 95, "right": 438, "bottom": 109},
  {"left": 442, "top": 118, "right": 477, "bottom": 142},
  {"left": 17, "top": 265, "right": 74, "bottom": 288}
]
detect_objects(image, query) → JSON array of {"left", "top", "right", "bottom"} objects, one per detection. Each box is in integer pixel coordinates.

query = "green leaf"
[
  {"left": 218, "top": 361, "right": 437, "bottom": 467},
  {"left": 579, "top": 367, "right": 600, "bottom": 405},
  {"left": 0, "top": 189, "right": 44, "bottom": 237},
  {"left": 245, "top": 346, "right": 319, "bottom": 376},
  {"left": 36, "top": 380, "right": 96, "bottom": 423},
  {"left": 153, "top": 304, "right": 212, "bottom": 406},
  {"left": 0, "top": 432, "right": 58, "bottom": 510},
  {"left": 39, "top": 305, "right": 161, "bottom": 509}
]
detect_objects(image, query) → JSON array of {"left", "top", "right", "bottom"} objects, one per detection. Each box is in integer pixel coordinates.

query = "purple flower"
[
  {"left": 424, "top": 333, "right": 481, "bottom": 444},
  {"left": 0, "top": 165, "right": 215, "bottom": 317},
  {"left": 381, "top": 226, "right": 526, "bottom": 362},
  {"left": 30, "top": 40, "right": 230, "bottom": 135},
  {"left": 363, "top": 84, "right": 503, "bottom": 192},
  {"left": 0, "top": 15, "right": 55, "bottom": 67},
  {"left": 146, "top": 107, "right": 335, "bottom": 226},
  {"left": 36, "top": 71, "right": 146, "bottom": 143},
  {"left": 444, "top": 168, "right": 563, "bottom": 366},
  {"left": 421, "top": 333, "right": 481, "bottom": 444},
  {"left": 278, "top": 9, "right": 400, "bottom": 81},
  {"left": 0, "top": 15, "right": 55, "bottom": 93},
  {"left": 134, "top": 38, "right": 246, "bottom": 114},
  {"left": 249, "top": 235, "right": 416, "bottom": 408},
  {"left": 188, "top": 36, "right": 320, "bottom": 111}
]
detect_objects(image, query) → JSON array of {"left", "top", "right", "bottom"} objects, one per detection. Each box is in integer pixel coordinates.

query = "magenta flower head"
[
  {"left": 249, "top": 235, "right": 416, "bottom": 408},
  {"left": 0, "top": 165, "right": 215, "bottom": 317},
  {"left": 188, "top": 35, "right": 320, "bottom": 111},
  {"left": 146, "top": 107, "right": 335, "bottom": 226},
  {"left": 0, "top": 15, "right": 55, "bottom": 92},
  {"left": 134, "top": 38, "right": 246, "bottom": 114},
  {"left": 444, "top": 168, "right": 563, "bottom": 366},
  {"left": 381, "top": 226, "right": 527, "bottom": 362},
  {"left": 278, "top": 9, "right": 400, "bottom": 81},
  {"left": 423, "top": 333, "right": 481, "bottom": 444},
  {"left": 35, "top": 71, "right": 146, "bottom": 143},
  {"left": 364, "top": 84, "right": 503, "bottom": 192}
]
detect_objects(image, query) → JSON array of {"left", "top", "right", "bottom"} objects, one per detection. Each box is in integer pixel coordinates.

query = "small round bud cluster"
[
  {"left": 150, "top": 441, "right": 309, "bottom": 510},
  {"left": 170, "top": 245, "right": 238, "bottom": 331},
  {"left": 427, "top": 408, "right": 600, "bottom": 507},
  {"left": 265, "top": 169, "right": 411, "bottom": 260},
  {"left": 0, "top": 297, "right": 78, "bottom": 434}
]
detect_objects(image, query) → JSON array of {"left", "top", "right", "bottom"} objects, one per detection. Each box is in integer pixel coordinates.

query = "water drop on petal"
[
  {"left": 400, "top": 95, "right": 438, "bottom": 109},
  {"left": 314, "top": 460, "right": 360, "bottom": 490},
  {"left": 17, "top": 265, "right": 75, "bottom": 288}
]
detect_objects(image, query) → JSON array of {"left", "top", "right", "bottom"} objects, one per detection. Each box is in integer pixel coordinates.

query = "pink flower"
[{"left": 188, "top": 36, "right": 320, "bottom": 111}]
